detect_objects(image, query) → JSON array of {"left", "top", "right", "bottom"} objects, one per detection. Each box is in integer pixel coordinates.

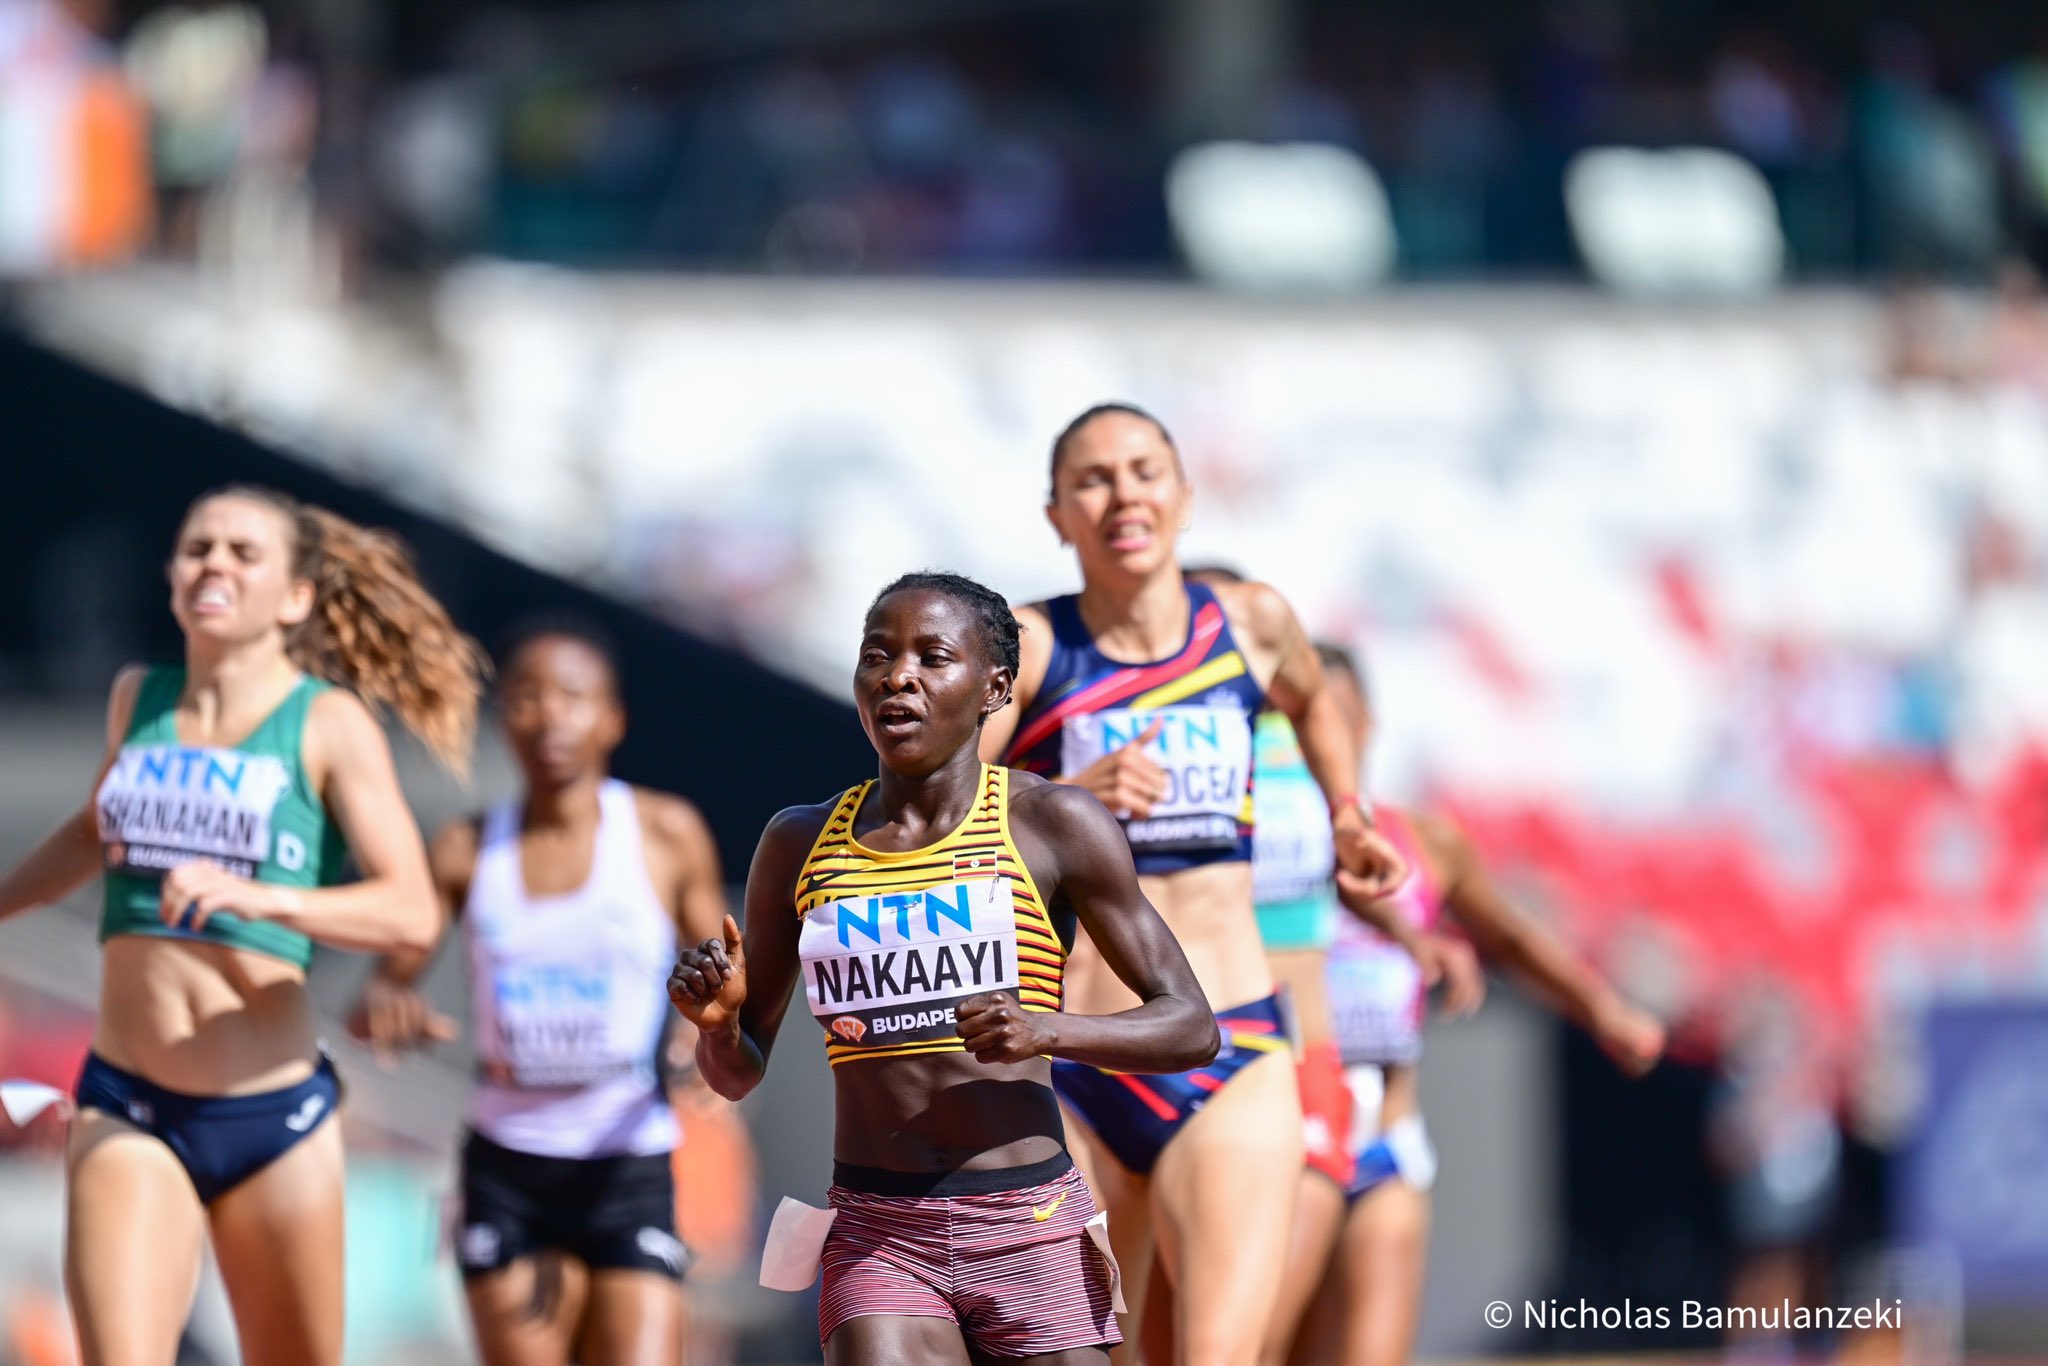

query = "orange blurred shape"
[
  {"left": 6, "top": 1284, "right": 76, "bottom": 1366},
  {"left": 671, "top": 1087, "right": 758, "bottom": 1277},
  {"left": 65, "top": 69, "right": 151, "bottom": 265}
]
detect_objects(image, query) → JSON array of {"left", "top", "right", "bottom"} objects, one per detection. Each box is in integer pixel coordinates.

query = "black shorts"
[{"left": 457, "top": 1131, "right": 688, "bottom": 1281}]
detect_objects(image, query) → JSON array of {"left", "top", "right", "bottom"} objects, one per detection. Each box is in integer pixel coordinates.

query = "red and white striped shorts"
[{"left": 819, "top": 1153, "right": 1122, "bottom": 1356}]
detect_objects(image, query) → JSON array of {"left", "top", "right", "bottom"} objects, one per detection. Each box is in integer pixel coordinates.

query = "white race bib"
[
  {"left": 1253, "top": 776, "right": 1335, "bottom": 904},
  {"left": 800, "top": 879, "right": 1019, "bottom": 1049},
  {"left": 1328, "top": 944, "right": 1425, "bottom": 1065},
  {"left": 1059, "top": 705, "right": 1252, "bottom": 855},
  {"left": 486, "top": 962, "right": 641, "bottom": 1089},
  {"left": 96, "top": 744, "right": 292, "bottom": 880}
]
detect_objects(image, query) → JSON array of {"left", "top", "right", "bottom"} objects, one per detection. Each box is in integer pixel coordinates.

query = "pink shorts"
[{"left": 819, "top": 1153, "right": 1122, "bottom": 1357}]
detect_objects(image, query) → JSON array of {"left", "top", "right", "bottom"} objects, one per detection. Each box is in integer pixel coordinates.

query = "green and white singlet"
[{"left": 95, "top": 666, "right": 347, "bottom": 969}]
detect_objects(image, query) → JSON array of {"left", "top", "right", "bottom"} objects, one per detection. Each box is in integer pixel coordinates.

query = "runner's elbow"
[
  {"left": 1171, "top": 1000, "right": 1222, "bottom": 1069},
  {"left": 391, "top": 888, "right": 442, "bottom": 955},
  {"left": 696, "top": 1042, "right": 762, "bottom": 1102},
  {"left": 705, "top": 1074, "right": 756, "bottom": 1102},
  {"left": 704, "top": 1068, "right": 760, "bottom": 1103}
]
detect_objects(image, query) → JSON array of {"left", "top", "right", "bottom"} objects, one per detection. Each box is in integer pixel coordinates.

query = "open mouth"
[
  {"left": 190, "top": 582, "right": 233, "bottom": 615},
  {"left": 875, "top": 701, "right": 922, "bottom": 734},
  {"left": 1106, "top": 519, "right": 1154, "bottom": 553}
]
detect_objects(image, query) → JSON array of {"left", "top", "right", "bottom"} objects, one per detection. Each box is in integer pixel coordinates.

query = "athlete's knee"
[
  {"left": 1255, "top": 1332, "right": 1296, "bottom": 1366},
  {"left": 1178, "top": 1332, "right": 1263, "bottom": 1366},
  {"left": 1177, "top": 1306, "right": 1268, "bottom": 1366}
]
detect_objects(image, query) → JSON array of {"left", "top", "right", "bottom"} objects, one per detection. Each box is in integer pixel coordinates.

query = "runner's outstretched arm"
[
  {"left": 0, "top": 668, "right": 141, "bottom": 923},
  {"left": 1421, "top": 812, "right": 1664, "bottom": 1075}
]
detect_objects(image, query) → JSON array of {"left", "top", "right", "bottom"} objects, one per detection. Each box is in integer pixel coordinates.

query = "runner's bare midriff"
[
  {"left": 1063, "top": 859, "right": 1275, "bottom": 1016},
  {"left": 92, "top": 936, "right": 321, "bottom": 1096}
]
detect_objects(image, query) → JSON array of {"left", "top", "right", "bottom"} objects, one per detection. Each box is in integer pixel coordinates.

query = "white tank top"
[{"left": 464, "top": 780, "right": 680, "bottom": 1158}]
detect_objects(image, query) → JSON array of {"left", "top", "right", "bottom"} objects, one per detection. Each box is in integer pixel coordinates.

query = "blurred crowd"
[{"left": 8, "top": 0, "right": 2048, "bottom": 282}]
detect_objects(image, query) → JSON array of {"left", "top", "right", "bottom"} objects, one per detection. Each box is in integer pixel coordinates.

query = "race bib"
[
  {"left": 800, "top": 879, "right": 1018, "bottom": 1049},
  {"left": 1060, "top": 705, "right": 1252, "bottom": 855},
  {"left": 96, "top": 745, "right": 292, "bottom": 881},
  {"left": 1328, "top": 944, "right": 1425, "bottom": 1065},
  {"left": 486, "top": 963, "right": 640, "bottom": 1089},
  {"left": 1253, "top": 777, "right": 1335, "bottom": 904}
]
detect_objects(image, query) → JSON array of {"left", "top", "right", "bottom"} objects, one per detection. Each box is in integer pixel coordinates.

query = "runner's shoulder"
[
  {"left": 631, "top": 786, "right": 712, "bottom": 854},
  {"left": 758, "top": 799, "right": 838, "bottom": 860},
  {"left": 1013, "top": 600, "right": 1055, "bottom": 629},
  {"left": 1006, "top": 771, "right": 1116, "bottom": 838},
  {"left": 1211, "top": 578, "right": 1295, "bottom": 647}
]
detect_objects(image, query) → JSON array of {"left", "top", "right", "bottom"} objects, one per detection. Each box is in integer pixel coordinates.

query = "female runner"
[
  {"left": 977, "top": 406, "right": 1407, "bottom": 1365},
  {"left": 351, "top": 622, "right": 728, "bottom": 1366},
  {"left": 0, "top": 485, "right": 483, "bottom": 1366},
  {"left": 1289, "top": 644, "right": 1667, "bottom": 1366},
  {"left": 669, "top": 571, "right": 1219, "bottom": 1366},
  {"left": 1177, "top": 575, "right": 1475, "bottom": 1366}
]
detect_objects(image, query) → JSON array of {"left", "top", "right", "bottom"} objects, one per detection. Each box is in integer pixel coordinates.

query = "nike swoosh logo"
[
  {"left": 284, "top": 1095, "right": 326, "bottom": 1133},
  {"left": 1031, "top": 1191, "right": 1068, "bottom": 1222},
  {"left": 802, "top": 870, "right": 848, "bottom": 901}
]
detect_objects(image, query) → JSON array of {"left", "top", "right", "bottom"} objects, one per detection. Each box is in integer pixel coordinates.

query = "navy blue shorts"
[
  {"left": 1345, "top": 1116, "right": 1438, "bottom": 1202},
  {"left": 1347, "top": 1136, "right": 1400, "bottom": 1200},
  {"left": 1051, "top": 993, "right": 1290, "bottom": 1175},
  {"left": 457, "top": 1131, "right": 688, "bottom": 1281},
  {"left": 74, "top": 1052, "right": 341, "bottom": 1205}
]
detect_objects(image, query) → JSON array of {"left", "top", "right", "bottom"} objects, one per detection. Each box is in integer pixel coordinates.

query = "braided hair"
[{"left": 868, "top": 572, "right": 1022, "bottom": 726}]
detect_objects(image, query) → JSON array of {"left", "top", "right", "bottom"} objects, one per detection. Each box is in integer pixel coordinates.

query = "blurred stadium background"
[{"left": 5, "top": 0, "right": 2048, "bottom": 1362}]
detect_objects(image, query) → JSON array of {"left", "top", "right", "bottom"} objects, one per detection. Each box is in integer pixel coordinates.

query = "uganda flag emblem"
[{"left": 953, "top": 851, "right": 1000, "bottom": 879}]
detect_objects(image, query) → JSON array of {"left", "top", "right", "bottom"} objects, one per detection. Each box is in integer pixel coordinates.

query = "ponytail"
[{"left": 194, "top": 486, "right": 488, "bottom": 776}]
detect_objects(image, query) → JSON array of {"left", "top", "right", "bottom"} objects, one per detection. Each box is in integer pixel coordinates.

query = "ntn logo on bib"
[
  {"left": 474, "top": 912, "right": 674, "bottom": 1087},
  {"left": 96, "top": 744, "right": 293, "bottom": 875},
  {"left": 1060, "top": 703, "right": 1253, "bottom": 853},
  {"left": 800, "top": 878, "right": 1020, "bottom": 1048},
  {"left": 1060, "top": 703, "right": 1251, "bottom": 777}
]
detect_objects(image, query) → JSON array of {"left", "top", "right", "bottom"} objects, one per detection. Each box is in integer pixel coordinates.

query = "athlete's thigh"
[
  {"left": 1261, "top": 1172, "right": 1347, "bottom": 1366},
  {"left": 826, "top": 1314, "right": 974, "bottom": 1366},
  {"left": 1137, "top": 1256, "right": 1175, "bottom": 1366},
  {"left": 205, "top": 1119, "right": 346, "bottom": 1366},
  {"left": 574, "top": 1269, "right": 685, "bottom": 1366},
  {"left": 465, "top": 1254, "right": 592, "bottom": 1366},
  {"left": 1149, "top": 1050, "right": 1302, "bottom": 1360},
  {"left": 65, "top": 1110, "right": 208, "bottom": 1366},
  {"left": 1339, "top": 1180, "right": 1432, "bottom": 1366},
  {"left": 1283, "top": 1243, "right": 1348, "bottom": 1366}
]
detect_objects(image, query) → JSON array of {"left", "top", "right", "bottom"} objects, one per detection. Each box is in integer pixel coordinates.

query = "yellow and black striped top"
[{"left": 794, "top": 764, "right": 1065, "bottom": 1066}]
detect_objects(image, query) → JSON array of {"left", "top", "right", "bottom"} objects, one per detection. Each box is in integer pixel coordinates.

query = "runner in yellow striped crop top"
[
  {"left": 795, "top": 763, "right": 1066, "bottom": 1065},
  {"left": 668, "top": 572, "right": 1222, "bottom": 1363}
]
